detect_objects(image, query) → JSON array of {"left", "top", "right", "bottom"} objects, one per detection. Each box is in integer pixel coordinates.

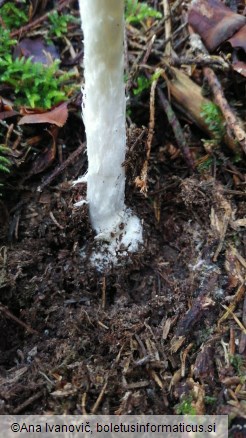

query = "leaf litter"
[{"left": 0, "top": 0, "right": 245, "bottom": 424}]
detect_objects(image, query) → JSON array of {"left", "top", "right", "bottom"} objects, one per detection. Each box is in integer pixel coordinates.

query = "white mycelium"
[{"left": 77, "top": 0, "right": 143, "bottom": 265}]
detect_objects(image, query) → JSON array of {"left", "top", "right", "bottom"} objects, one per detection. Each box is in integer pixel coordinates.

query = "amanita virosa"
[{"left": 77, "top": 0, "right": 143, "bottom": 265}]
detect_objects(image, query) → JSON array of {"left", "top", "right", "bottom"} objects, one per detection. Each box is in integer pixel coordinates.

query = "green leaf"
[
  {"left": 125, "top": 0, "right": 162, "bottom": 24},
  {"left": 133, "top": 75, "right": 151, "bottom": 95}
]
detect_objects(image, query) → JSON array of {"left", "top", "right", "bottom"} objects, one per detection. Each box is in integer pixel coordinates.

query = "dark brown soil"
[{"left": 0, "top": 0, "right": 245, "bottom": 422}]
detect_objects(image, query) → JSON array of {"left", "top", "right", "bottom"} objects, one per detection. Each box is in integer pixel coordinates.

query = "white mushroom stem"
[{"left": 78, "top": 0, "right": 143, "bottom": 258}]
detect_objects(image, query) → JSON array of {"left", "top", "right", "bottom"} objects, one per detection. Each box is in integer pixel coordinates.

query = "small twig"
[
  {"left": 175, "top": 270, "right": 219, "bottom": 337},
  {"left": 90, "top": 380, "right": 108, "bottom": 414},
  {"left": 81, "top": 392, "right": 88, "bottom": 415},
  {"left": 126, "top": 34, "right": 156, "bottom": 91},
  {"left": 189, "top": 32, "right": 246, "bottom": 154},
  {"left": 170, "top": 55, "right": 229, "bottom": 70},
  {"left": 170, "top": 0, "right": 184, "bottom": 14},
  {"left": 231, "top": 246, "right": 246, "bottom": 270},
  {"left": 128, "top": 127, "right": 147, "bottom": 152},
  {"left": 13, "top": 390, "right": 44, "bottom": 414},
  {"left": 146, "top": 0, "right": 183, "bottom": 37},
  {"left": 10, "top": 0, "right": 75, "bottom": 38},
  {"left": 221, "top": 304, "right": 246, "bottom": 335},
  {"left": 148, "top": 179, "right": 180, "bottom": 196},
  {"left": 218, "top": 283, "right": 245, "bottom": 325},
  {"left": 101, "top": 276, "right": 106, "bottom": 310},
  {"left": 147, "top": 79, "right": 157, "bottom": 160},
  {"left": 163, "top": 0, "right": 172, "bottom": 57},
  {"left": 135, "top": 333, "right": 147, "bottom": 357},
  {"left": 97, "top": 321, "right": 109, "bottom": 330},
  {"left": 0, "top": 304, "right": 38, "bottom": 334},
  {"left": 212, "top": 218, "right": 230, "bottom": 262},
  {"left": 37, "top": 141, "right": 85, "bottom": 192},
  {"left": 135, "top": 73, "right": 158, "bottom": 194},
  {"left": 154, "top": 22, "right": 188, "bottom": 52},
  {"left": 173, "top": 34, "right": 190, "bottom": 51},
  {"left": 157, "top": 80, "right": 195, "bottom": 170},
  {"left": 215, "top": 149, "right": 245, "bottom": 181},
  {"left": 142, "top": 34, "right": 156, "bottom": 65},
  {"left": 0, "top": 119, "right": 22, "bottom": 138},
  {"left": 222, "top": 189, "right": 246, "bottom": 196},
  {"left": 229, "top": 326, "right": 235, "bottom": 356},
  {"left": 239, "top": 292, "right": 246, "bottom": 354},
  {"left": 49, "top": 211, "right": 64, "bottom": 229},
  {"left": 180, "top": 343, "right": 193, "bottom": 377},
  {"left": 203, "top": 67, "right": 246, "bottom": 154},
  {"left": 149, "top": 369, "right": 163, "bottom": 388}
]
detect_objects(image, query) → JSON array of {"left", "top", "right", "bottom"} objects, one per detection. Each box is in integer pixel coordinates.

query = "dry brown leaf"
[
  {"left": 0, "top": 97, "right": 19, "bottom": 120},
  {"left": 194, "top": 345, "right": 215, "bottom": 381},
  {"left": 18, "top": 102, "right": 68, "bottom": 127},
  {"left": 170, "top": 336, "right": 185, "bottom": 353},
  {"left": 13, "top": 38, "right": 59, "bottom": 65},
  {"left": 225, "top": 248, "right": 243, "bottom": 289},
  {"left": 162, "top": 317, "right": 172, "bottom": 340},
  {"left": 228, "top": 25, "right": 246, "bottom": 52},
  {"left": 232, "top": 61, "right": 246, "bottom": 78},
  {"left": 188, "top": 0, "right": 246, "bottom": 51},
  {"left": 210, "top": 190, "right": 233, "bottom": 238},
  {"left": 239, "top": 293, "right": 246, "bottom": 354},
  {"left": 230, "top": 218, "right": 246, "bottom": 229},
  {"left": 29, "top": 127, "right": 58, "bottom": 175},
  {"left": 190, "top": 379, "right": 206, "bottom": 415}
]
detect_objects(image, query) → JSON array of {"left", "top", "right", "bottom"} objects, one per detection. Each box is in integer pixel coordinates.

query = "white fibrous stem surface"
[{"left": 78, "top": 0, "right": 143, "bottom": 264}]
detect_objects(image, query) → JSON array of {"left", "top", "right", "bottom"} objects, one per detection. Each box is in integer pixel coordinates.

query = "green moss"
[
  {"left": 175, "top": 395, "right": 197, "bottom": 415},
  {"left": 125, "top": 0, "right": 162, "bottom": 24}
]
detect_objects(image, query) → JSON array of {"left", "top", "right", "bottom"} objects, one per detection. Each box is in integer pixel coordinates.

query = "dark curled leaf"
[
  {"left": 175, "top": 272, "right": 219, "bottom": 337},
  {"left": 188, "top": 0, "right": 246, "bottom": 51},
  {"left": 194, "top": 345, "right": 215, "bottom": 381}
]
